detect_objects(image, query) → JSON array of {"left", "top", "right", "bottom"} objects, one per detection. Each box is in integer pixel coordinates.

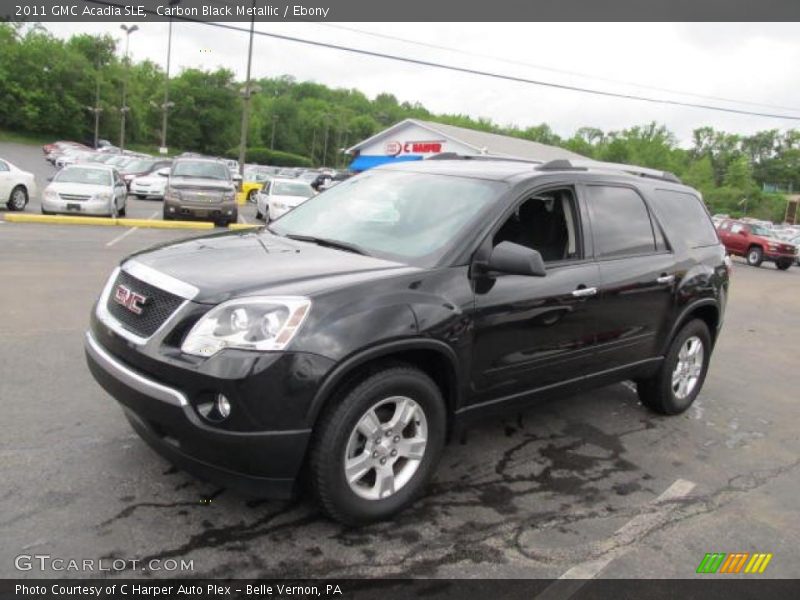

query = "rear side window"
[
  {"left": 586, "top": 185, "right": 657, "bottom": 258},
  {"left": 654, "top": 189, "right": 719, "bottom": 248}
]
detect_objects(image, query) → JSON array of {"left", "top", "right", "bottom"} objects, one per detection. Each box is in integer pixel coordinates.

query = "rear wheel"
[
  {"left": 247, "top": 190, "right": 257, "bottom": 203},
  {"left": 746, "top": 246, "right": 763, "bottom": 267},
  {"left": 776, "top": 258, "right": 792, "bottom": 271},
  {"left": 310, "top": 365, "right": 446, "bottom": 525},
  {"left": 7, "top": 186, "right": 28, "bottom": 211},
  {"left": 636, "top": 319, "right": 711, "bottom": 415}
]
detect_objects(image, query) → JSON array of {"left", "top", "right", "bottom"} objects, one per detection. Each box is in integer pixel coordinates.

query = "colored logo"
[
  {"left": 384, "top": 141, "right": 402, "bottom": 156},
  {"left": 114, "top": 285, "right": 148, "bottom": 315},
  {"left": 696, "top": 552, "right": 773, "bottom": 574}
]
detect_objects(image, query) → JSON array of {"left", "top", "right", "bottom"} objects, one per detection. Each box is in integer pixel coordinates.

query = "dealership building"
[{"left": 347, "top": 118, "right": 583, "bottom": 171}]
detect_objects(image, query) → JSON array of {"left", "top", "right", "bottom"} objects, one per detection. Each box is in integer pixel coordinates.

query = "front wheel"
[
  {"left": 7, "top": 186, "right": 28, "bottom": 211},
  {"left": 247, "top": 190, "right": 257, "bottom": 203},
  {"left": 309, "top": 365, "right": 446, "bottom": 525},
  {"left": 776, "top": 258, "right": 792, "bottom": 271},
  {"left": 636, "top": 319, "right": 711, "bottom": 415},
  {"left": 746, "top": 246, "right": 763, "bottom": 267}
]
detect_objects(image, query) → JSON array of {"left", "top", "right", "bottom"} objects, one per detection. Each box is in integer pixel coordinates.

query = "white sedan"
[
  {"left": 0, "top": 158, "right": 36, "bottom": 211},
  {"left": 256, "top": 178, "right": 315, "bottom": 221},
  {"left": 130, "top": 167, "right": 170, "bottom": 199},
  {"left": 41, "top": 165, "right": 127, "bottom": 217}
]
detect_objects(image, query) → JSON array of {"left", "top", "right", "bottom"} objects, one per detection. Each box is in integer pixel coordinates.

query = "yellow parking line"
[
  {"left": 4, "top": 213, "right": 213, "bottom": 230},
  {"left": 228, "top": 223, "right": 261, "bottom": 230}
]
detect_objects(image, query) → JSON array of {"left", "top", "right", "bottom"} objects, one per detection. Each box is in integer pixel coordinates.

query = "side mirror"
[
  {"left": 487, "top": 242, "right": 546, "bottom": 277},
  {"left": 739, "top": 229, "right": 748, "bottom": 236}
]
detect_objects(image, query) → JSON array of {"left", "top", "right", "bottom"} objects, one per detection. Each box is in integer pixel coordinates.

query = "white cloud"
[{"left": 41, "top": 21, "right": 800, "bottom": 144}]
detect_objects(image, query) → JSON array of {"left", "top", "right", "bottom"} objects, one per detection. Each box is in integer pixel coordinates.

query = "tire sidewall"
[
  {"left": 660, "top": 320, "right": 712, "bottom": 414},
  {"left": 8, "top": 186, "right": 27, "bottom": 211},
  {"left": 747, "top": 247, "right": 763, "bottom": 266},
  {"left": 315, "top": 369, "right": 446, "bottom": 523}
]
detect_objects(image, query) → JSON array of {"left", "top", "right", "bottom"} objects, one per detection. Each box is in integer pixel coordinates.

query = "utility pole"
[
  {"left": 237, "top": 3, "right": 257, "bottom": 177},
  {"left": 87, "top": 54, "right": 102, "bottom": 148},
  {"left": 119, "top": 24, "right": 139, "bottom": 151},
  {"left": 322, "top": 114, "right": 332, "bottom": 168},
  {"left": 270, "top": 114, "right": 279, "bottom": 150},
  {"left": 159, "top": 17, "right": 174, "bottom": 152}
]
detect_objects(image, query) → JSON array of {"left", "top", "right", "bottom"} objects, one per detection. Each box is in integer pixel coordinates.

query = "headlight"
[
  {"left": 767, "top": 243, "right": 778, "bottom": 250},
  {"left": 44, "top": 189, "right": 58, "bottom": 200},
  {"left": 223, "top": 190, "right": 235, "bottom": 202},
  {"left": 167, "top": 188, "right": 182, "bottom": 201},
  {"left": 181, "top": 296, "right": 311, "bottom": 357},
  {"left": 94, "top": 192, "right": 112, "bottom": 201}
]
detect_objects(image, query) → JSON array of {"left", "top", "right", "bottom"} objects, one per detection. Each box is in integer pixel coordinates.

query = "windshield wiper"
[{"left": 284, "top": 234, "right": 368, "bottom": 256}]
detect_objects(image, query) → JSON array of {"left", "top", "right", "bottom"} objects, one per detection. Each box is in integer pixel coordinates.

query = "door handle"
[
  {"left": 572, "top": 286, "right": 598, "bottom": 298},
  {"left": 656, "top": 274, "right": 675, "bottom": 285}
]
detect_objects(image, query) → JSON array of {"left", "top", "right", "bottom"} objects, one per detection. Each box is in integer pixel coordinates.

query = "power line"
[
  {"left": 82, "top": 1, "right": 800, "bottom": 122},
  {"left": 314, "top": 22, "right": 800, "bottom": 115}
]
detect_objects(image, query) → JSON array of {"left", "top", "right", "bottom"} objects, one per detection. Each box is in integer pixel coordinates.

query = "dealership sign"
[{"left": 385, "top": 140, "right": 445, "bottom": 156}]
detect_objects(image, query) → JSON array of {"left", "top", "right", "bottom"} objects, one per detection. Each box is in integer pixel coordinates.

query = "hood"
[
  {"left": 126, "top": 230, "right": 417, "bottom": 303},
  {"left": 169, "top": 176, "right": 233, "bottom": 191},
  {"left": 47, "top": 182, "right": 109, "bottom": 196}
]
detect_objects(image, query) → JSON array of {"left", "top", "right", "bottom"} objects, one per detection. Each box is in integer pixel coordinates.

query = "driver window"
[{"left": 492, "top": 188, "right": 581, "bottom": 262}]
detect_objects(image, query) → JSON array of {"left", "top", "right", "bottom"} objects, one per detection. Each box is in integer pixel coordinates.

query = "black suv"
[{"left": 85, "top": 156, "right": 728, "bottom": 524}]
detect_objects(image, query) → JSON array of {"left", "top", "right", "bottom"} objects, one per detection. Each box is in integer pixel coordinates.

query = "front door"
[{"left": 469, "top": 186, "right": 603, "bottom": 408}]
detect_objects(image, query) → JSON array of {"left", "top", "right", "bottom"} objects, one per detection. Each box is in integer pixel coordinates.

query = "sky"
[{"left": 42, "top": 21, "right": 800, "bottom": 146}]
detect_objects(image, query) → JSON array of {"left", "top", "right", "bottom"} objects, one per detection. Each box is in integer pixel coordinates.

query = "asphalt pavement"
[{"left": 1, "top": 141, "right": 799, "bottom": 580}]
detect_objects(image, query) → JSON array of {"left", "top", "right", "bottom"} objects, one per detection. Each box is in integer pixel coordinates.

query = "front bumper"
[
  {"left": 42, "top": 197, "right": 113, "bottom": 216},
  {"left": 163, "top": 198, "right": 238, "bottom": 222},
  {"left": 84, "top": 330, "right": 320, "bottom": 498}
]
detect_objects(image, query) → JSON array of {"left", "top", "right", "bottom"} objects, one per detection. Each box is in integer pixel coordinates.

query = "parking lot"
[{"left": 1, "top": 140, "right": 800, "bottom": 580}]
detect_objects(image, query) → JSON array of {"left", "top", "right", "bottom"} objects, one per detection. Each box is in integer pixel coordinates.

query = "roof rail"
[
  {"left": 537, "top": 159, "right": 682, "bottom": 184},
  {"left": 426, "top": 152, "right": 542, "bottom": 164}
]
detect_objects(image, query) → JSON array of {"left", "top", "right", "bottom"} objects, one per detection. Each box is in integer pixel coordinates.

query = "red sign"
[{"left": 384, "top": 140, "right": 445, "bottom": 156}]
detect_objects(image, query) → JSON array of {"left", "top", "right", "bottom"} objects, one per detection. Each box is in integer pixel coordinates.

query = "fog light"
[{"left": 216, "top": 393, "right": 231, "bottom": 419}]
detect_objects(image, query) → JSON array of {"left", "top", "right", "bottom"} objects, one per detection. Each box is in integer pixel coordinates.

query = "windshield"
[
  {"left": 244, "top": 169, "right": 271, "bottom": 182},
  {"left": 172, "top": 160, "right": 230, "bottom": 181},
  {"left": 54, "top": 167, "right": 111, "bottom": 186},
  {"left": 272, "top": 181, "right": 314, "bottom": 197},
  {"left": 270, "top": 170, "right": 503, "bottom": 264}
]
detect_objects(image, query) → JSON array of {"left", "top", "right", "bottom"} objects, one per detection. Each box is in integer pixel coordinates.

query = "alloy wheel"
[
  {"left": 671, "top": 335, "right": 704, "bottom": 400},
  {"left": 343, "top": 396, "right": 428, "bottom": 501}
]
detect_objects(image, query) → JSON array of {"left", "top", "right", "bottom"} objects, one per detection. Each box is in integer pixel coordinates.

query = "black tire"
[
  {"left": 162, "top": 209, "right": 172, "bottom": 221},
  {"left": 636, "top": 319, "right": 712, "bottom": 415},
  {"left": 7, "top": 185, "right": 28, "bottom": 211},
  {"left": 255, "top": 210, "right": 263, "bottom": 220},
  {"left": 136, "top": 194, "right": 146, "bottom": 200},
  {"left": 247, "top": 190, "right": 257, "bottom": 203},
  {"left": 746, "top": 246, "right": 763, "bottom": 267},
  {"left": 309, "top": 365, "right": 446, "bottom": 525},
  {"left": 776, "top": 258, "right": 792, "bottom": 271}
]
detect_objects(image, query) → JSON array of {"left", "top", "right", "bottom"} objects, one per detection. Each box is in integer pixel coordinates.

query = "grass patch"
[{"left": 0, "top": 129, "right": 52, "bottom": 146}]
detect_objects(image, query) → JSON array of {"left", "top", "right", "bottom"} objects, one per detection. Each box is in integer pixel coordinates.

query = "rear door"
[{"left": 583, "top": 183, "right": 677, "bottom": 370}]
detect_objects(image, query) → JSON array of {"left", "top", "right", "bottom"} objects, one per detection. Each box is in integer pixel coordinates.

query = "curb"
[
  {"left": 3, "top": 213, "right": 230, "bottom": 230},
  {"left": 228, "top": 222, "right": 261, "bottom": 230}
]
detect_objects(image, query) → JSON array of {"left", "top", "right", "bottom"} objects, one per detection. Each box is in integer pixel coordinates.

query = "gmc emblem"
[{"left": 114, "top": 285, "right": 148, "bottom": 315}]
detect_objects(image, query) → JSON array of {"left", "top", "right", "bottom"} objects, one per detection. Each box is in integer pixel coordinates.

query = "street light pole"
[
  {"left": 119, "top": 24, "right": 139, "bottom": 152},
  {"left": 238, "top": 4, "right": 256, "bottom": 177}
]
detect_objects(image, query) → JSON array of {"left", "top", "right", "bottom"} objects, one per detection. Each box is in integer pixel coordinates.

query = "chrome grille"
[{"left": 59, "top": 193, "right": 91, "bottom": 202}]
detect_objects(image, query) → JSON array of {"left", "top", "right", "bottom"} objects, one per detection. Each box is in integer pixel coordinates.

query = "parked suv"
[
  {"left": 163, "top": 158, "right": 238, "bottom": 226},
  {"left": 716, "top": 219, "right": 797, "bottom": 270},
  {"left": 85, "top": 156, "right": 729, "bottom": 524}
]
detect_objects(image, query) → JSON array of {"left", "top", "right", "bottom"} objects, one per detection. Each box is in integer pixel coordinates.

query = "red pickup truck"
[{"left": 716, "top": 220, "right": 797, "bottom": 270}]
